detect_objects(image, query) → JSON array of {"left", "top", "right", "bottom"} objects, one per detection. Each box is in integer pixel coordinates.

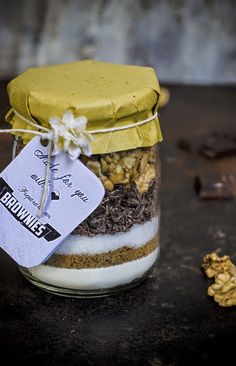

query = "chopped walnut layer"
[
  {"left": 83, "top": 147, "right": 157, "bottom": 193},
  {"left": 17, "top": 139, "right": 158, "bottom": 194},
  {"left": 202, "top": 253, "right": 236, "bottom": 307}
]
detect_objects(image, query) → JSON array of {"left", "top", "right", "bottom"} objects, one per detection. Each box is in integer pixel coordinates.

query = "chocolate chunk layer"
[{"left": 72, "top": 181, "right": 158, "bottom": 236}]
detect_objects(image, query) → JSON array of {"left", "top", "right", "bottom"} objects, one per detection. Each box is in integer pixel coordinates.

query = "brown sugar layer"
[
  {"left": 46, "top": 238, "right": 158, "bottom": 269},
  {"left": 72, "top": 181, "right": 158, "bottom": 237}
]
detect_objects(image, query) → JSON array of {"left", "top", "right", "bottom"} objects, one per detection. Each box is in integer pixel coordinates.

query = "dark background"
[{"left": 0, "top": 0, "right": 236, "bottom": 84}]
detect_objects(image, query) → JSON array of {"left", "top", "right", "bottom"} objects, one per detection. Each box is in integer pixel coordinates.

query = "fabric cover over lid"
[{"left": 6, "top": 60, "right": 162, "bottom": 154}]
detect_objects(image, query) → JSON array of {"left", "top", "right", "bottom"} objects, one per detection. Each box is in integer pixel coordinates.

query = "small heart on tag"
[{"left": 51, "top": 191, "right": 60, "bottom": 201}]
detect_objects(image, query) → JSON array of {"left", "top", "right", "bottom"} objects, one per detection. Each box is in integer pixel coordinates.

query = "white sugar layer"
[{"left": 56, "top": 216, "right": 159, "bottom": 255}]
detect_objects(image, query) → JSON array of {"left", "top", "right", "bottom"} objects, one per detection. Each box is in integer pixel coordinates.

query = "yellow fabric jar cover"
[{"left": 5, "top": 60, "right": 162, "bottom": 154}]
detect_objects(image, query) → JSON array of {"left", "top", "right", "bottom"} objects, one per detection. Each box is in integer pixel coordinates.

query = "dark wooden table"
[{"left": 0, "top": 81, "right": 236, "bottom": 365}]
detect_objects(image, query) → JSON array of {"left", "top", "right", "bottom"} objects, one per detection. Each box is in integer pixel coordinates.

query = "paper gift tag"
[{"left": 0, "top": 136, "right": 105, "bottom": 267}]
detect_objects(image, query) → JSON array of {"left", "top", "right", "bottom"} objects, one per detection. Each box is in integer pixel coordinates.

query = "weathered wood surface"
[
  {"left": 1, "top": 81, "right": 236, "bottom": 365},
  {"left": 0, "top": 0, "right": 236, "bottom": 84}
]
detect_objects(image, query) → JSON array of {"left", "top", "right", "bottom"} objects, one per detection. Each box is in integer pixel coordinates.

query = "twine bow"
[{"left": 0, "top": 111, "right": 93, "bottom": 217}]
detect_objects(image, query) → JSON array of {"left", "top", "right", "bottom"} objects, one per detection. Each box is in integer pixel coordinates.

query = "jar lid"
[{"left": 6, "top": 60, "right": 162, "bottom": 154}]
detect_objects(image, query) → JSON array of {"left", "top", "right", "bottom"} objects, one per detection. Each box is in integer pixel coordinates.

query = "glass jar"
[
  {"left": 7, "top": 60, "right": 163, "bottom": 297},
  {"left": 15, "top": 138, "right": 161, "bottom": 297}
]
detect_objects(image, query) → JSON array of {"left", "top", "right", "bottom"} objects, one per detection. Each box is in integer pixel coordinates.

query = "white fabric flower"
[{"left": 48, "top": 111, "right": 93, "bottom": 160}]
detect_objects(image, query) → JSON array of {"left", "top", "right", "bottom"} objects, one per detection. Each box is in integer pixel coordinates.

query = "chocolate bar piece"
[
  {"left": 199, "top": 134, "right": 236, "bottom": 159},
  {"left": 195, "top": 173, "right": 236, "bottom": 200}
]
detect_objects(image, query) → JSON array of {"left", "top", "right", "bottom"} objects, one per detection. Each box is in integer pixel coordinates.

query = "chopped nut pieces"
[
  {"left": 16, "top": 139, "right": 157, "bottom": 194},
  {"left": 202, "top": 253, "right": 236, "bottom": 307},
  {"left": 134, "top": 164, "right": 156, "bottom": 193},
  {"left": 86, "top": 148, "right": 156, "bottom": 193}
]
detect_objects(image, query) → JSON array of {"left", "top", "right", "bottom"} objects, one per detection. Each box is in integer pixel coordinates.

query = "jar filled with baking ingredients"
[{"left": 5, "top": 60, "right": 163, "bottom": 297}]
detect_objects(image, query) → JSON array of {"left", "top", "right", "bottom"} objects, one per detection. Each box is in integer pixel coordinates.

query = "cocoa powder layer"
[{"left": 46, "top": 238, "right": 158, "bottom": 269}]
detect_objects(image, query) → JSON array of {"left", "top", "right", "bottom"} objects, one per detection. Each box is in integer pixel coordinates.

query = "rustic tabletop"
[{"left": 0, "top": 81, "right": 236, "bottom": 365}]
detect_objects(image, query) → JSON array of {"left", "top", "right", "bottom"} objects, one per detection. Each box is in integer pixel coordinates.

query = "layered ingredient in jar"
[{"left": 19, "top": 143, "right": 160, "bottom": 290}]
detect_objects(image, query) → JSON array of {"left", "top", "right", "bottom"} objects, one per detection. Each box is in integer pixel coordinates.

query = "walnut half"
[{"left": 202, "top": 252, "right": 236, "bottom": 307}]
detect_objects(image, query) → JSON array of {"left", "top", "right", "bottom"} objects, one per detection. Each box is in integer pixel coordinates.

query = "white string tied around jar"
[{"left": 0, "top": 110, "right": 158, "bottom": 218}]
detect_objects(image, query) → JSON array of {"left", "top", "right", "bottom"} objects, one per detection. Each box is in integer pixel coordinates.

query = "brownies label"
[
  {"left": 0, "top": 178, "right": 61, "bottom": 241},
  {"left": 0, "top": 136, "right": 105, "bottom": 267}
]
